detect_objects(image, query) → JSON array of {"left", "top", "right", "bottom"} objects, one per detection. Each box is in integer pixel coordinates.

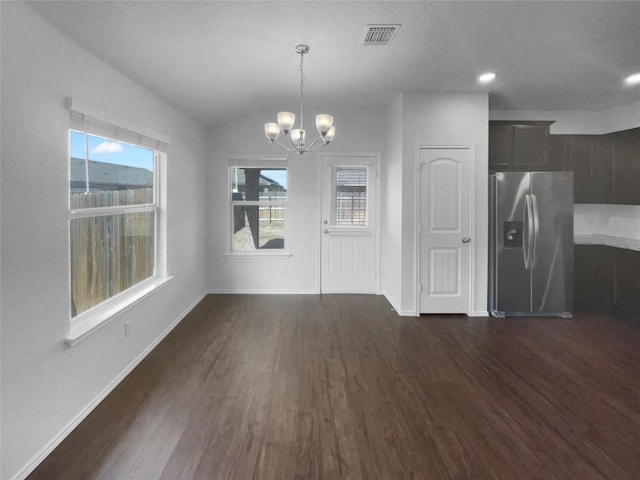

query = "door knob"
[
  {"left": 461, "top": 236, "right": 471, "bottom": 243},
  {"left": 323, "top": 229, "right": 330, "bottom": 234}
]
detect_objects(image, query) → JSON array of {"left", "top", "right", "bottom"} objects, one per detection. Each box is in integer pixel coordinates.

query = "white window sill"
[
  {"left": 225, "top": 251, "right": 292, "bottom": 258},
  {"left": 65, "top": 276, "right": 173, "bottom": 346}
]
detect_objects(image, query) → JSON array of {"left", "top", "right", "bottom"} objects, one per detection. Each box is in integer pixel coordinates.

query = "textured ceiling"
[{"left": 28, "top": 1, "right": 640, "bottom": 127}]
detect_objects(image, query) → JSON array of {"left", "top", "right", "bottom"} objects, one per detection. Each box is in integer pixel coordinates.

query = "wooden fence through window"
[{"left": 70, "top": 188, "right": 154, "bottom": 317}]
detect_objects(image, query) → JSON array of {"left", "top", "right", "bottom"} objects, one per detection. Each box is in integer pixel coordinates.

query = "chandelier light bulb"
[
  {"left": 291, "top": 129, "right": 305, "bottom": 147},
  {"left": 264, "top": 123, "right": 280, "bottom": 142},
  {"left": 316, "top": 114, "right": 334, "bottom": 136},
  {"left": 323, "top": 126, "right": 335, "bottom": 144},
  {"left": 277, "top": 112, "right": 295, "bottom": 135}
]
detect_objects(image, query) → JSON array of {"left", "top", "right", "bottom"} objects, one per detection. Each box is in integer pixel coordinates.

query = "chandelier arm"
[
  {"left": 273, "top": 140, "right": 296, "bottom": 153},
  {"left": 305, "top": 135, "right": 325, "bottom": 152}
]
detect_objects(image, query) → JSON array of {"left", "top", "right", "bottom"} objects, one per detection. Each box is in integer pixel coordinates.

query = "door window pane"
[{"left": 335, "top": 167, "right": 367, "bottom": 225}]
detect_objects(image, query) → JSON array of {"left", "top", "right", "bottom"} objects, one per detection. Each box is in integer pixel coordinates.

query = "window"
[
  {"left": 229, "top": 159, "right": 287, "bottom": 252},
  {"left": 68, "top": 110, "right": 168, "bottom": 325}
]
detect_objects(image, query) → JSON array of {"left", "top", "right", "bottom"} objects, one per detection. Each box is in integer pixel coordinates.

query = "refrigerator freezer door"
[
  {"left": 523, "top": 193, "right": 535, "bottom": 270},
  {"left": 530, "top": 172, "right": 574, "bottom": 316},
  {"left": 493, "top": 172, "right": 532, "bottom": 313}
]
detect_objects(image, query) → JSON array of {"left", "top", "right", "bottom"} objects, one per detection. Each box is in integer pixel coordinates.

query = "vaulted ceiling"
[{"left": 29, "top": 1, "right": 640, "bottom": 127}]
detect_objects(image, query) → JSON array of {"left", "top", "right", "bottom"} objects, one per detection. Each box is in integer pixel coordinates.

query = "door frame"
[
  {"left": 414, "top": 145, "right": 476, "bottom": 315},
  {"left": 317, "top": 152, "right": 382, "bottom": 294}
]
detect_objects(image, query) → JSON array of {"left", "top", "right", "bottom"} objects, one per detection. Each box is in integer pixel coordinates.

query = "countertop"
[
  {"left": 574, "top": 204, "right": 640, "bottom": 252},
  {"left": 574, "top": 233, "right": 640, "bottom": 252}
]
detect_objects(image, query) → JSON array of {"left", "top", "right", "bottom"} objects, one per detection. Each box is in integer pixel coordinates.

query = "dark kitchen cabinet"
[
  {"left": 614, "top": 248, "right": 640, "bottom": 316},
  {"left": 611, "top": 128, "right": 640, "bottom": 204},
  {"left": 547, "top": 128, "right": 639, "bottom": 204},
  {"left": 513, "top": 124, "right": 549, "bottom": 168},
  {"left": 556, "top": 135, "right": 615, "bottom": 204},
  {"left": 574, "top": 245, "right": 615, "bottom": 312},
  {"left": 489, "top": 121, "right": 553, "bottom": 173},
  {"left": 574, "top": 245, "right": 640, "bottom": 320},
  {"left": 489, "top": 123, "right": 639, "bottom": 204},
  {"left": 564, "top": 136, "right": 595, "bottom": 203},
  {"left": 592, "top": 137, "right": 615, "bottom": 203},
  {"left": 488, "top": 123, "right": 512, "bottom": 169}
]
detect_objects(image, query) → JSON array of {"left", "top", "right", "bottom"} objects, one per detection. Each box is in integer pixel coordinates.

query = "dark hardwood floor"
[{"left": 29, "top": 295, "right": 640, "bottom": 480}]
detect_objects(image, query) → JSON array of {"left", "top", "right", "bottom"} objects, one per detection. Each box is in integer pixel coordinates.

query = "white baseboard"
[
  {"left": 11, "top": 290, "right": 208, "bottom": 480},
  {"left": 377, "top": 295, "right": 418, "bottom": 317},
  {"left": 207, "top": 289, "right": 317, "bottom": 295},
  {"left": 397, "top": 310, "right": 489, "bottom": 317}
]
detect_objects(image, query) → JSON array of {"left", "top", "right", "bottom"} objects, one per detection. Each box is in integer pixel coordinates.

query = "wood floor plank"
[{"left": 28, "top": 295, "right": 640, "bottom": 480}]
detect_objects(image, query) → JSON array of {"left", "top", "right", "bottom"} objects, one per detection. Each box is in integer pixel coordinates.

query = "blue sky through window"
[
  {"left": 70, "top": 131, "right": 154, "bottom": 171},
  {"left": 261, "top": 169, "right": 287, "bottom": 189}
]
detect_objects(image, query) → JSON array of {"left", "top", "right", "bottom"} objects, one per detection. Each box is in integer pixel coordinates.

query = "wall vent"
[{"left": 363, "top": 24, "right": 400, "bottom": 46}]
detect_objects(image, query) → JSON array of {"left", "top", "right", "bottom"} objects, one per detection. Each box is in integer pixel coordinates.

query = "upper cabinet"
[
  {"left": 557, "top": 135, "right": 614, "bottom": 203},
  {"left": 489, "top": 121, "right": 555, "bottom": 173},
  {"left": 556, "top": 129, "right": 640, "bottom": 204},
  {"left": 610, "top": 128, "right": 640, "bottom": 205},
  {"left": 489, "top": 122, "right": 640, "bottom": 205}
]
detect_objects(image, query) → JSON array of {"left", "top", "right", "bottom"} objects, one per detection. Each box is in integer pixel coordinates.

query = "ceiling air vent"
[{"left": 363, "top": 24, "right": 400, "bottom": 46}]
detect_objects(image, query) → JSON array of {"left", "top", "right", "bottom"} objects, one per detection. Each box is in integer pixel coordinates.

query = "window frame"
[
  {"left": 227, "top": 156, "right": 290, "bottom": 257},
  {"left": 66, "top": 107, "right": 170, "bottom": 345}
]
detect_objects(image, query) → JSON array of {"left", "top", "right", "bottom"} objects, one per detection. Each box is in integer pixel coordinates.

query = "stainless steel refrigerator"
[{"left": 489, "top": 171, "right": 573, "bottom": 318}]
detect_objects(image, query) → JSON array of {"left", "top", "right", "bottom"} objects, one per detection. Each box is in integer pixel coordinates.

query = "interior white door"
[
  {"left": 419, "top": 147, "right": 472, "bottom": 313},
  {"left": 320, "top": 155, "right": 378, "bottom": 293}
]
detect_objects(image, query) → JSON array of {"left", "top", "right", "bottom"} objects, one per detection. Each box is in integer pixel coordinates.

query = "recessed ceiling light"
[
  {"left": 478, "top": 72, "right": 496, "bottom": 83},
  {"left": 624, "top": 72, "right": 640, "bottom": 85}
]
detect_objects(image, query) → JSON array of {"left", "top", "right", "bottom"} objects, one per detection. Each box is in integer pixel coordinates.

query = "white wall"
[
  {"left": 207, "top": 108, "right": 385, "bottom": 293},
  {"left": 380, "top": 96, "right": 404, "bottom": 309},
  {"left": 206, "top": 94, "right": 489, "bottom": 316},
  {"left": 0, "top": 3, "right": 209, "bottom": 479},
  {"left": 400, "top": 93, "right": 489, "bottom": 316}
]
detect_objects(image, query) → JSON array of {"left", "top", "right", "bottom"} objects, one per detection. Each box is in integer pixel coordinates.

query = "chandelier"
[{"left": 264, "top": 44, "right": 335, "bottom": 155}]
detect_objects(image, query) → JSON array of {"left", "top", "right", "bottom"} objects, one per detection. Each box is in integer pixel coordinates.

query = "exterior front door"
[
  {"left": 320, "top": 154, "right": 378, "bottom": 293},
  {"left": 418, "top": 147, "right": 472, "bottom": 313}
]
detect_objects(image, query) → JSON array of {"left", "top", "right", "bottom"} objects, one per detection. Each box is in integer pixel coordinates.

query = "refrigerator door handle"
[
  {"left": 531, "top": 194, "right": 539, "bottom": 269},
  {"left": 523, "top": 194, "right": 534, "bottom": 270}
]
